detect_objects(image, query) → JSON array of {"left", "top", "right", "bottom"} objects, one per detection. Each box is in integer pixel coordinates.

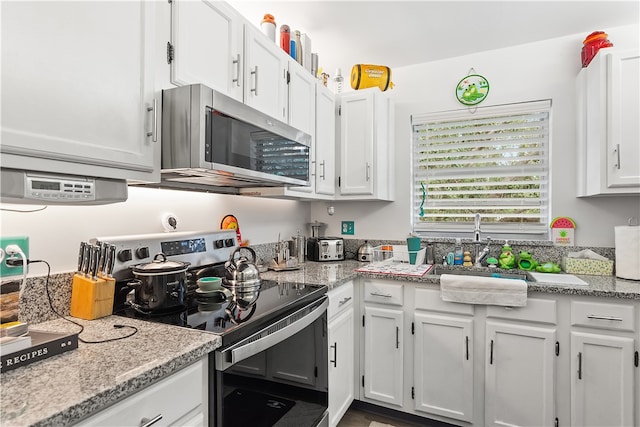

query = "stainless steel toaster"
[{"left": 307, "top": 237, "right": 344, "bottom": 262}]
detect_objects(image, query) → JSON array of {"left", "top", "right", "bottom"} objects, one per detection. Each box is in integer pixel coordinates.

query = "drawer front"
[
  {"left": 81, "top": 359, "right": 205, "bottom": 426},
  {"left": 571, "top": 300, "right": 635, "bottom": 332},
  {"left": 487, "top": 297, "right": 557, "bottom": 324},
  {"left": 363, "top": 280, "right": 403, "bottom": 306},
  {"left": 328, "top": 280, "right": 354, "bottom": 319},
  {"left": 414, "top": 287, "right": 474, "bottom": 315}
]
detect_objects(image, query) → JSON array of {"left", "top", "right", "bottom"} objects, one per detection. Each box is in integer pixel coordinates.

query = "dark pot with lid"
[{"left": 128, "top": 253, "right": 190, "bottom": 312}]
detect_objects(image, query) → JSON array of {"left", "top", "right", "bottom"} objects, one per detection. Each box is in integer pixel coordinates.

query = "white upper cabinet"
[
  {"left": 168, "top": 0, "right": 243, "bottom": 101},
  {"left": 1, "top": 0, "right": 158, "bottom": 183},
  {"left": 577, "top": 47, "right": 640, "bottom": 196},
  {"left": 243, "top": 24, "right": 288, "bottom": 122},
  {"left": 315, "top": 84, "right": 337, "bottom": 197},
  {"left": 338, "top": 88, "right": 394, "bottom": 201}
]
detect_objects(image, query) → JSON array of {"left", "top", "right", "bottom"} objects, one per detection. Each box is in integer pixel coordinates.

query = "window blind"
[{"left": 411, "top": 100, "right": 551, "bottom": 235}]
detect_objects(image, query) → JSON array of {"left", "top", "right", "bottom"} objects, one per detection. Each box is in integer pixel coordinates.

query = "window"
[{"left": 411, "top": 100, "right": 551, "bottom": 237}]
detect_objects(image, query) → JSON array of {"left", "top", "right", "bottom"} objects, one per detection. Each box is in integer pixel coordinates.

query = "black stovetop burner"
[{"left": 114, "top": 279, "right": 327, "bottom": 348}]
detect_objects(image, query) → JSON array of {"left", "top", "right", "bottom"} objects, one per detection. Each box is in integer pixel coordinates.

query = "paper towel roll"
[{"left": 615, "top": 226, "right": 640, "bottom": 280}]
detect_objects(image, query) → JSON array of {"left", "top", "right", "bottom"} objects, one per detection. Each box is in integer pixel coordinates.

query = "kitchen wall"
[
  {"left": 0, "top": 188, "right": 309, "bottom": 275},
  {"left": 311, "top": 24, "right": 640, "bottom": 248},
  {"left": 2, "top": 24, "right": 638, "bottom": 278}
]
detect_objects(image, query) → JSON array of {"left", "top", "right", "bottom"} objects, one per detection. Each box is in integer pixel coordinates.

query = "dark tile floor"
[{"left": 337, "top": 408, "right": 430, "bottom": 427}]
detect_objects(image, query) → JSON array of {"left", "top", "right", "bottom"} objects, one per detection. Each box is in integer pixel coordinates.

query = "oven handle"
[{"left": 215, "top": 296, "right": 329, "bottom": 371}]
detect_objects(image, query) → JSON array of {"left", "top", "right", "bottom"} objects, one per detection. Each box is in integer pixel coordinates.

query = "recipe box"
[{"left": 562, "top": 257, "right": 614, "bottom": 275}]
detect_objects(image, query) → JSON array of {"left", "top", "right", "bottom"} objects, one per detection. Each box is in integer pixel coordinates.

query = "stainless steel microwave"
[{"left": 157, "top": 84, "right": 311, "bottom": 192}]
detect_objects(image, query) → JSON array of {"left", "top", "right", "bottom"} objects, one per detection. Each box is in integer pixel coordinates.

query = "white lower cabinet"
[
  {"left": 79, "top": 358, "right": 208, "bottom": 426},
  {"left": 361, "top": 280, "right": 404, "bottom": 407},
  {"left": 485, "top": 321, "right": 556, "bottom": 426},
  {"left": 414, "top": 312, "right": 474, "bottom": 422},
  {"left": 355, "top": 279, "right": 640, "bottom": 427},
  {"left": 328, "top": 281, "right": 355, "bottom": 427},
  {"left": 569, "top": 299, "right": 637, "bottom": 426}
]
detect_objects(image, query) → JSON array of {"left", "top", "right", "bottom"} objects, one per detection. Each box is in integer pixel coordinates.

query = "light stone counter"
[
  {"left": 0, "top": 316, "right": 220, "bottom": 427},
  {"left": 3, "top": 260, "right": 637, "bottom": 427},
  {"left": 263, "top": 260, "right": 640, "bottom": 300}
]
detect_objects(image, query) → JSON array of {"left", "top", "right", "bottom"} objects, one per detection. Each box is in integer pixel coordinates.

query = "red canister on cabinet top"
[{"left": 581, "top": 31, "right": 613, "bottom": 67}]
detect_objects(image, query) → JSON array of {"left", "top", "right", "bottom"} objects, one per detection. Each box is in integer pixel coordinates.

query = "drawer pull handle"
[
  {"left": 140, "top": 414, "right": 163, "bottom": 427},
  {"left": 370, "top": 292, "right": 392, "bottom": 298},
  {"left": 587, "top": 314, "right": 623, "bottom": 321},
  {"left": 338, "top": 296, "right": 352, "bottom": 306}
]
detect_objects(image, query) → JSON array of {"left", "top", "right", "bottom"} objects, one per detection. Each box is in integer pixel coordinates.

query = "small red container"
[{"left": 581, "top": 31, "right": 613, "bottom": 68}]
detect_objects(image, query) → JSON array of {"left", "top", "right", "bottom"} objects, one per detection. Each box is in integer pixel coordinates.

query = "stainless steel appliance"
[
  {"left": 0, "top": 168, "right": 127, "bottom": 205},
  {"left": 145, "top": 84, "right": 312, "bottom": 193},
  {"left": 307, "top": 237, "right": 344, "bottom": 262},
  {"left": 102, "top": 230, "right": 329, "bottom": 427}
]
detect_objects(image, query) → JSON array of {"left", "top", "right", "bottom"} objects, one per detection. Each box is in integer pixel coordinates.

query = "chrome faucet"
[
  {"left": 473, "top": 213, "right": 482, "bottom": 243},
  {"left": 473, "top": 214, "right": 490, "bottom": 266},
  {"left": 475, "top": 237, "right": 492, "bottom": 267}
]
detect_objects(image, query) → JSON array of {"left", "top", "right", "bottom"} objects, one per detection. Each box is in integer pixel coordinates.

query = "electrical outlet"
[
  {"left": 341, "top": 221, "right": 355, "bottom": 235},
  {"left": 0, "top": 237, "right": 29, "bottom": 278}
]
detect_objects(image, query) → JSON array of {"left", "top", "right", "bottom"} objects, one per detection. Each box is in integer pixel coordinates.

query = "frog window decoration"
[{"left": 456, "top": 73, "right": 490, "bottom": 106}]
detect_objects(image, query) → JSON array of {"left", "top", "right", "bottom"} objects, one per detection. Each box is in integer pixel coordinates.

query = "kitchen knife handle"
[
  {"left": 106, "top": 244, "right": 116, "bottom": 277},
  {"left": 232, "top": 54, "right": 241, "bottom": 87},
  {"left": 97, "top": 242, "right": 107, "bottom": 276},
  {"left": 77, "top": 242, "right": 86, "bottom": 273},
  {"left": 82, "top": 244, "right": 91, "bottom": 276}
]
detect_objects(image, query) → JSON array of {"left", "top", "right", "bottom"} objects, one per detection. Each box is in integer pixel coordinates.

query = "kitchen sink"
[{"left": 433, "top": 266, "right": 529, "bottom": 281}]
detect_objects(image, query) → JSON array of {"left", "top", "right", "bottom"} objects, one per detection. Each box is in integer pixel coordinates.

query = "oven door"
[{"left": 212, "top": 297, "right": 329, "bottom": 427}]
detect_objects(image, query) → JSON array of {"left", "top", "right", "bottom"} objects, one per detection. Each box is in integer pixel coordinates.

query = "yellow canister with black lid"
[{"left": 351, "top": 64, "right": 394, "bottom": 91}]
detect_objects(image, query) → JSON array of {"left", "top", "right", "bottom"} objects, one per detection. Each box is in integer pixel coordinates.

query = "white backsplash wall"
[
  {"left": 0, "top": 187, "right": 310, "bottom": 276},
  {"left": 311, "top": 24, "right": 640, "bottom": 248}
]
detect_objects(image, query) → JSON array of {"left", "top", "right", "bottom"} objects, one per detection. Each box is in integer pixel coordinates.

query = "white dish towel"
[{"left": 440, "top": 274, "right": 527, "bottom": 307}]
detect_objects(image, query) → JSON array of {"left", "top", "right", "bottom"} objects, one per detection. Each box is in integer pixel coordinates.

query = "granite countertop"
[
  {"left": 0, "top": 316, "right": 220, "bottom": 427},
  {"left": 264, "top": 260, "right": 640, "bottom": 300},
  {"left": 3, "top": 260, "right": 638, "bottom": 427}
]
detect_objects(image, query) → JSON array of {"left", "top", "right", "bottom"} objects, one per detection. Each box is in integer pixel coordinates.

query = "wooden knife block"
[{"left": 70, "top": 274, "right": 115, "bottom": 320}]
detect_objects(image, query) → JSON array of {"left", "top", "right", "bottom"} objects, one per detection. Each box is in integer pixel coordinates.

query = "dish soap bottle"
[{"left": 453, "top": 238, "right": 463, "bottom": 265}]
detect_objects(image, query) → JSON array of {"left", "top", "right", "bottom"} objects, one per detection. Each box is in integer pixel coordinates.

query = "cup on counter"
[
  {"left": 406, "top": 236, "right": 421, "bottom": 264},
  {"left": 197, "top": 277, "right": 222, "bottom": 292}
]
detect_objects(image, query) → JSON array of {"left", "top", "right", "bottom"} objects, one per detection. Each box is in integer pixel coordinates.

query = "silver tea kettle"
[
  {"left": 357, "top": 240, "right": 374, "bottom": 262},
  {"left": 223, "top": 246, "right": 261, "bottom": 290}
]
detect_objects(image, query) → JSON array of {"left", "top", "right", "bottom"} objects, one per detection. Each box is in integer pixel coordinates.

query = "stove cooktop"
[{"left": 114, "top": 279, "right": 327, "bottom": 347}]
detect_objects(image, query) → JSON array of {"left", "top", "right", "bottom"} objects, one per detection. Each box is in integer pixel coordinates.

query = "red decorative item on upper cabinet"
[
  {"left": 280, "top": 25, "right": 290, "bottom": 54},
  {"left": 581, "top": 31, "right": 613, "bottom": 67}
]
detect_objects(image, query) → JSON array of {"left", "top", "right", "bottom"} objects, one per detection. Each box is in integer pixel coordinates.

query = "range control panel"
[{"left": 93, "top": 230, "right": 237, "bottom": 281}]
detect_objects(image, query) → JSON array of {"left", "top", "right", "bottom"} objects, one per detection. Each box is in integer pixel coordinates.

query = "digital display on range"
[
  {"left": 161, "top": 238, "right": 206, "bottom": 256},
  {"left": 31, "top": 180, "right": 61, "bottom": 191}
]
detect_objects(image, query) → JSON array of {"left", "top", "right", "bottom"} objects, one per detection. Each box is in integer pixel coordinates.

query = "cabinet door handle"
[
  {"left": 330, "top": 342, "right": 337, "bottom": 367},
  {"left": 614, "top": 144, "right": 621, "bottom": 169},
  {"left": 578, "top": 352, "right": 582, "bottom": 380},
  {"left": 338, "top": 296, "right": 352, "bottom": 306},
  {"left": 250, "top": 66, "right": 259, "bottom": 95},
  {"left": 319, "top": 161, "right": 326, "bottom": 180},
  {"left": 465, "top": 336, "right": 469, "bottom": 360},
  {"left": 396, "top": 326, "right": 399, "bottom": 349},
  {"left": 490, "top": 339, "right": 494, "bottom": 365},
  {"left": 370, "top": 292, "right": 392, "bottom": 298},
  {"left": 146, "top": 98, "right": 157, "bottom": 142},
  {"left": 587, "top": 314, "right": 623, "bottom": 321},
  {"left": 140, "top": 414, "right": 163, "bottom": 427},
  {"left": 366, "top": 162, "right": 371, "bottom": 181},
  {"left": 232, "top": 54, "right": 241, "bottom": 87}
]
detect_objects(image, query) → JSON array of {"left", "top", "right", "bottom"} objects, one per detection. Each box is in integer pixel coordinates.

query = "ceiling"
[{"left": 228, "top": 0, "right": 639, "bottom": 78}]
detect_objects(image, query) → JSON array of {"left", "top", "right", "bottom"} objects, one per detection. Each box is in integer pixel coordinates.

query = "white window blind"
[{"left": 412, "top": 100, "right": 551, "bottom": 235}]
